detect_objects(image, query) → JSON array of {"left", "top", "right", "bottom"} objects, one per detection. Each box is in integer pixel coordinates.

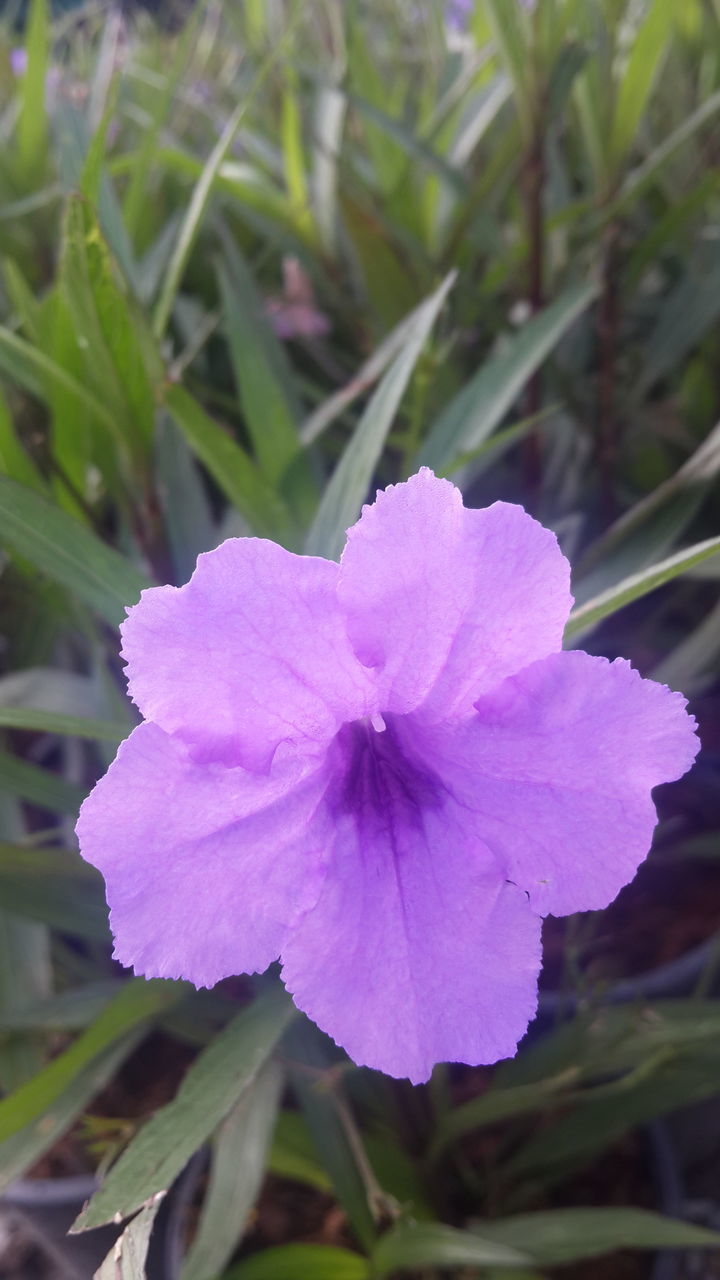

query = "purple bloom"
[
  {"left": 76, "top": 471, "right": 698, "bottom": 1083},
  {"left": 445, "top": 0, "right": 473, "bottom": 30},
  {"left": 10, "top": 49, "right": 28, "bottom": 77}
]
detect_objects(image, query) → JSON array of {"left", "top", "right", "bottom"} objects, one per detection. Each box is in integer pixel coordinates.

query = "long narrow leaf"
[
  {"left": 0, "top": 475, "right": 150, "bottom": 625},
  {"left": 306, "top": 273, "right": 455, "bottom": 559},
  {"left": 17, "top": 0, "right": 48, "bottom": 177},
  {"left": 417, "top": 280, "right": 597, "bottom": 475},
  {"left": 95, "top": 1193, "right": 165, "bottom": 1280},
  {"left": 180, "top": 1064, "right": 284, "bottom": 1280},
  {"left": 566, "top": 535, "right": 720, "bottom": 642},
  {"left": 0, "top": 843, "right": 108, "bottom": 939},
  {"left": 0, "top": 980, "right": 180, "bottom": 1143},
  {"left": 609, "top": 0, "right": 674, "bottom": 169},
  {"left": 0, "top": 708, "right": 129, "bottom": 741},
  {"left": 163, "top": 385, "right": 296, "bottom": 543},
  {"left": 73, "top": 986, "right": 294, "bottom": 1231},
  {"left": 0, "top": 754, "right": 86, "bottom": 815}
]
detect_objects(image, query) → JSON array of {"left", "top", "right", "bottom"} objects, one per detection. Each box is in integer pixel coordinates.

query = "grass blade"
[
  {"left": 95, "top": 1192, "right": 165, "bottom": 1280},
  {"left": 0, "top": 708, "right": 129, "bottom": 741},
  {"left": 17, "top": 0, "right": 48, "bottom": 179},
  {"left": 223, "top": 1246, "right": 370, "bottom": 1280},
  {"left": 0, "top": 980, "right": 181, "bottom": 1144},
  {"left": 609, "top": 0, "right": 674, "bottom": 170},
  {"left": 305, "top": 272, "right": 455, "bottom": 559},
  {"left": 163, "top": 385, "right": 297, "bottom": 543},
  {"left": 372, "top": 1222, "right": 530, "bottom": 1274},
  {"left": 216, "top": 239, "right": 302, "bottom": 484},
  {"left": 0, "top": 1036, "right": 145, "bottom": 1193},
  {"left": 0, "top": 475, "right": 150, "bottom": 625},
  {"left": 0, "top": 753, "right": 86, "bottom": 815},
  {"left": 565, "top": 535, "right": 720, "bottom": 642},
  {"left": 180, "top": 1063, "right": 284, "bottom": 1280},
  {"left": 153, "top": 102, "right": 246, "bottom": 340},
  {"left": 417, "top": 280, "right": 597, "bottom": 475},
  {"left": 73, "top": 986, "right": 294, "bottom": 1231},
  {"left": 0, "top": 843, "right": 108, "bottom": 939}
]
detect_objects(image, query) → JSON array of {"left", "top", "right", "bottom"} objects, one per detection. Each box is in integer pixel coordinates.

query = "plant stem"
[
  {"left": 522, "top": 114, "right": 545, "bottom": 496},
  {"left": 598, "top": 219, "right": 621, "bottom": 515}
]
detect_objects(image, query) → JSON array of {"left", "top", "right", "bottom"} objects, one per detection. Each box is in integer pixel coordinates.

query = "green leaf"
[
  {"left": 0, "top": 384, "right": 46, "bottom": 493},
  {"left": 0, "top": 325, "right": 119, "bottom": 437},
  {"left": 153, "top": 101, "right": 247, "bottom": 339},
  {"left": 0, "top": 1034, "right": 144, "bottom": 1193},
  {"left": 574, "top": 419, "right": 720, "bottom": 595},
  {"left": 0, "top": 666, "right": 127, "bottom": 729},
  {"left": 299, "top": 295, "right": 444, "bottom": 446},
  {"left": 482, "top": 0, "right": 531, "bottom": 136},
  {"left": 267, "top": 1111, "right": 332, "bottom": 1193},
  {"left": 155, "top": 413, "right": 217, "bottom": 583},
  {"left": 652, "top": 595, "right": 720, "bottom": 693},
  {"left": 216, "top": 240, "right": 302, "bottom": 484},
  {"left": 54, "top": 96, "right": 137, "bottom": 288},
  {"left": 222, "top": 1245, "right": 370, "bottom": 1280},
  {"left": 417, "top": 280, "right": 597, "bottom": 475},
  {"left": 305, "top": 273, "right": 456, "bottom": 560},
  {"left": 0, "top": 753, "right": 86, "bottom": 816},
  {"left": 73, "top": 986, "right": 294, "bottom": 1231},
  {"left": 372, "top": 1222, "right": 531, "bottom": 1274},
  {"left": 122, "top": 3, "right": 205, "bottom": 239},
  {"left": 635, "top": 251, "right": 720, "bottom": 400},
  {"left": 59, "top": 198, "right": 161, "bottom": 466},
  {"left": 428, "top": 1069, "right": 580, "bottom": 1162},
  {"left": 374, "top": 1210, "right": 720, "bottom": 1274},
  {"left": 513, "top": 1052, "right": 720, "bottom": 1179},
  {"left": 287, "top": 1022, "right": 378, "bottom": 1251},
  {"left": 565, "top": 534, "right": 720, "bottom": 641},
  {"left": 0, "top": 982, "right": 120, "bottom": 1033},
  {"left": 0, "top": 908, "right": 48, "bottom": 1090},
  {"left": 499, "top": 1001, "right": 720, "bottom": 1090},
  {"left": 310, "top": 80, "right": 346, "bottom": 254},
  {"left": 616, "top": 89, "right": 720, "bottom": 212},
  {"left": 163, "top": 385, "right": 296, "bottom": 543},
  {"left": 17, "top": 0, "right": 49, "bottom": 178},
  {"left": 281, "top": 76, "right": 313, "bottom": 238},
  {"left": 0, "top": 842, "right": 108, "bottom": 939},
  {"left": 0, "top": 474, "right": 150, "bottom": 625},
  {"left": 609, "top": 0, "right": 674, "bottom": 170},
  {"left": 0, "top": 798, "right": 50, "bottom": 1089},
  {"left": 181, "top": 1063, "right": 284, "bottom": 1280},
  {"left": 471, "top": 1209, "right": 720, "bottom": 1266},
  {"left": 0, "top": 980, "right": 179, "bottom": 1144},
  {"left": 95, "top": 1193, "right": 165, "bottom": 1280},
  {"left": 0, "top": 708, "right": 129, "bottom": 740}
]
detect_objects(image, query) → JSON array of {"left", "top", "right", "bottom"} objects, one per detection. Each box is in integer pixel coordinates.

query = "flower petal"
[
  {"left": 338, "top": 469, "right": 572, "bottom": 721},
  {"left": 417, "top": 651, "right": 699, "bottom": 918},
  {"left": 281, "top": 774, "right": 541, "bottom": 1083},
  {"left": 121, "top": 539, "right": 375, "bottom": 771},
  {"left": 76, "top": 722, "right": 332, "bottom": 986}
]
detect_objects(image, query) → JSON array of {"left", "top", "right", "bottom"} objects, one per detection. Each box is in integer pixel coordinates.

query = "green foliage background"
[{"left": 0, "top": 0, "right": 719, "bottom": 1275}]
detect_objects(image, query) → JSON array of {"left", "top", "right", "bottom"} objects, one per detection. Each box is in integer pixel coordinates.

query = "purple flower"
[
  {"left": 76, "top": 471, "right": 698, "bottom": 1083},
  {"left": 10, "top": 49, "right": 28, "bottom": 77},
  {"left": 445, "top": 0, "right": 472, "bottom": 29}
]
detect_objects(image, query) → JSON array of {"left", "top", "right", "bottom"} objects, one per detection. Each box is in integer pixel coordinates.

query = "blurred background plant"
[{"left": 1, "top": 0, "right": 720, "bottom": 1276}]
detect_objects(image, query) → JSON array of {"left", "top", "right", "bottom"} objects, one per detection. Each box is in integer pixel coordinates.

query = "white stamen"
[{"left": 370, "top": 711, "right": 386, "bottom": 733}]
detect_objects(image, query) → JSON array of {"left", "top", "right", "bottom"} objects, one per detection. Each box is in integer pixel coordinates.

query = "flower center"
[{"left": 327, "top": 716, "right": 443, "bottom": 831}]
